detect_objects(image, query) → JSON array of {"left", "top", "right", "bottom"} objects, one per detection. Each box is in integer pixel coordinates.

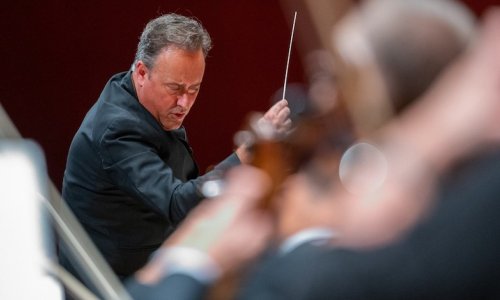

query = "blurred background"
[{"left": 0, "top": 0, "right": 493, "bottom": 189}]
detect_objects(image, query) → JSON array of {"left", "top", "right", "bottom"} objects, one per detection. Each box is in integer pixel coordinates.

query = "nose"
[{"left": 177, "top": 93, "right": 189, "bottom": 109}]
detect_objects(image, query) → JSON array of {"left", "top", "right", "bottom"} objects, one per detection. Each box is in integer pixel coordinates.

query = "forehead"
[{"left": 151, "top": 46, "right": 205, "bottom": 73}]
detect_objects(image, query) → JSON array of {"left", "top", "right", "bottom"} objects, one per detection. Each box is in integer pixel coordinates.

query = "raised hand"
[{"left": 259, "top": 99, "right": 292, "bottom": 137}]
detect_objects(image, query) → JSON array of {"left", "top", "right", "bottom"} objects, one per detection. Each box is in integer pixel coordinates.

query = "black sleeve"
[{"left": 98, "top": 118, "right": 240, "bottom": 225}]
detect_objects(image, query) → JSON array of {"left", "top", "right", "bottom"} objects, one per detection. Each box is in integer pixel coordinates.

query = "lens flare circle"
[{"left": 339, "top": 142, "right": 388, "bottom": 196}]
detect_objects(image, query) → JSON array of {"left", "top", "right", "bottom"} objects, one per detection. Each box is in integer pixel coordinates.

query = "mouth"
[{"left": 173, "top": 113, "right": 185, "bottom": 119}]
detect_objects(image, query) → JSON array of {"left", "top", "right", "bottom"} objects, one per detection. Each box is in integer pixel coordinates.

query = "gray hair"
[{"left": 134, "top": 13, "right": 212, "bottom": 70}]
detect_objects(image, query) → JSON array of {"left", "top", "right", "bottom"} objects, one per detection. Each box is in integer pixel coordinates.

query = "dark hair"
[{"left": 134, "top": 13, "right": 212, "bottom": 69}]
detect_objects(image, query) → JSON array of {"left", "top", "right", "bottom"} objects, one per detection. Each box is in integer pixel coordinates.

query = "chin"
[{"left": 162, "top": 123, "right": 182, "bottom": 131}]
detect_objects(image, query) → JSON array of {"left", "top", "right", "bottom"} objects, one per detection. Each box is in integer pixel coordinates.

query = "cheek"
[
  {"left": 187, "top": 96, "right": 198, "bottom": 109},
  {"left": 151, "top": 90, "right": 177, "bottom": 111}
]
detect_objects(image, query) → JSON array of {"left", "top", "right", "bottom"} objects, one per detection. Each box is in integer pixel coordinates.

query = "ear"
[{"left": 134, "top": 61, "right": 149, "bottom": 87}]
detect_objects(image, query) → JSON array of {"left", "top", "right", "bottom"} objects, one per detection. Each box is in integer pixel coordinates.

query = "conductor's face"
[{"left": 134, "top": 46, "right": 206, "bottom": 130}]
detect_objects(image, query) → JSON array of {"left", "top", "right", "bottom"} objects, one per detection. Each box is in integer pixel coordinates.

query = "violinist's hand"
[{"left": 260, "top": 99, "right": 292, "bottom": 136}]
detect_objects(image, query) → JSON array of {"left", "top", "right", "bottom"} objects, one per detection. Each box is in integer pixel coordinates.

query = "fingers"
[
  {"left": 276, "top": 98, "right": 289, "bottom": 111},
  {"left": 276, "top": 104, "right": 291, "bottom": 121},
  {"left": 269, "top": 107, "right": 291, "bottom": 128},
  {"left": 276, "top": 107, "right": 292, "bottom": 129},
  {"left": 262, "top": 99, "right": 292, "bottom": 134},
  {"left": 268, "top": 99, "right": 288, "bottom": 116},
  {"left": 273, "top": 106, "right": 292, "bottom": 134},
  {"left": 264, "top": 99, "right": 288, "bottom": 119},
  {"left": 282, "top": 119, "right": 292, "bottom": 131}
]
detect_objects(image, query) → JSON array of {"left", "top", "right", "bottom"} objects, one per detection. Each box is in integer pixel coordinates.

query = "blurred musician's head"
[{"left": 333, "top": 0, "right": 476, "bottom": 134}]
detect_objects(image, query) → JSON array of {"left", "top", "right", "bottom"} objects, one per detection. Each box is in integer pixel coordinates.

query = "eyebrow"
[{"left": 165, "top": 82, "right": 202, "bottom": 88}]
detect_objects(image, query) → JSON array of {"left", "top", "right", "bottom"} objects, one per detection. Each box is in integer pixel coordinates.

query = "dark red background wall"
[
  {"left": 0, "top": 1, "right": 495, "bottom": 189},
  {"left": 0, "top": 1, "right": 305, "bottom": 188}
]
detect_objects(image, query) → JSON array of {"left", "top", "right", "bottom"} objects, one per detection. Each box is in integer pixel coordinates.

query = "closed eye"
[
  {"left": 165, "top": 83, "right": 201, "bottom": 95},
  {"left": 166, "top": 83, "right": 181, "bottom": 91},
  {"left": 187, "top": 86, "right": 200, "bottom": 95}
]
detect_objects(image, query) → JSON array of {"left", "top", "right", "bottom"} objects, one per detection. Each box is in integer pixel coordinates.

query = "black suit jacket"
[{"left": 61, "top": 71, "right": 239, "bottom": 278}]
